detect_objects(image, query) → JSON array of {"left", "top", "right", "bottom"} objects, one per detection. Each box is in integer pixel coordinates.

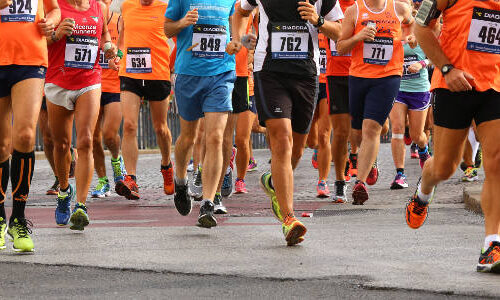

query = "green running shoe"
[
  {"left": 7, "top": 218, "right": 34, "bottom": 253},
  {"left": 260, "top": 171, "right": 282, "bottom": 222},
  {"left": 0, "top": 217, "right": 6, "bottom": 250},
  {"left": 70, "top": 203, "right": 89, "bottom": 231}
]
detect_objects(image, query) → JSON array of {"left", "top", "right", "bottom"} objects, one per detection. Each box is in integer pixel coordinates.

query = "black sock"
[
  {"left": 0, "top": 159, "right": 9, "bottom": 220},
  {"left": 130, "top": 175, "right": 137, "bottom": 182},
  {"left": 404, "top": 126, "right": 409, "bottom": 136},
  {"left": 60, "top": 185, "right": 69, "bottom": 192},
  {"left": 161, "top": 162, "right": 172, "bottom": 170},
  {"left": 396, "top": 168, "right": 405, "bottom": 174},
  {"left": 350, "top": 153, "right": 358, "bottom": 160},
  {"left": 10, "top": 150, "right": 35, "bottom": 221}
]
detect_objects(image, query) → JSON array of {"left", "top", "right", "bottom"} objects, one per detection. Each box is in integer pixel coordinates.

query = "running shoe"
[
  {"left": 174, "top": 181, "right": 192, "bottom": 216},
  {"left": 352, "top": 180, "right": 369, "bottom": 205},
  {"left": 475, "top": 146, "right": 483, "bottom": 169},
  {"left": 161, "top": 163, "right": 175, "bottom": 195},
  {"left": 311, "top": 149, "right": 318, "bottom": 169},
  {"left": 234, "top": 178, "right": 248, "bottom": 194},
  {"left": 69, "top": 202, "right": 89, "bottom": 231},
  {"left": 187, "top": 159, "right": 194, "bottom": 173},
  {"left": 46, "top": 177, "right": 59, "bottom": 195},
  {"left": 0, "top": 217, "right": 6, "bottom": 250},
  {"left": 247, "top": 157, "right": 258, "bottom": 172},
  {"left": 115, "top": 175, "right": 140, "bottom": 200},
  {"left": 348, "top": 155, "right": 358, "bottom": 178},
  {"left": 344, "top": 161, "right": 351, "bottom": 183},
  {"left": 229, "top": 146, "right": 237, "bottom": 170},
  {"left": 282, "top": 214, "right": 307, "bottom": 246},
  {"left": 260, "top": 171, "right": 282, "bottom": 222},
  {"left": 69, "top": 147, "right": 76, "bottom": 178},
  {"left": 418, "top": 146, "right": 431, "bottom": 169},
  {"left": 191, "top": 167, "right": 203, "bottom": 201},
  {"left": 410, "top": 143, "right": 419, "bottom": 159},
  {"left": 221, "top": 167, "right": 233, "bottom": 197},
  {"left": 91, "top": 177, "right": 111, "bottom": 198},
  {"left": 462, "top": 167, "right": 479, "bottom": 182},
  {"left": 333, "top": 180, "right": 348, "bottom": 203},
  {"left": 390, "top": 172, "right": 408, "bottom": 190},
  {"left": 366, "top": 159, "right": 379, "bottom": 186},
  {"left": 111, "top": 155, "right": 127, "bottom": 183},
  {"left": 214, "top": 193, "right": 228, "bottom": 214},
  {"left": 316, "top": 180, "right": 330, "bottom": 198},
  {"left": 7, "top": 217, "right": 34, "bottom": 253},
  {"left": 404, "top": 129, "right": 412, "bottom": 146},
  {"left": 405, "top": 180, "right": 435, "bottom": 229},
  {"left": 56, "top": 184, "right": 74, "bottom": 226},
  {"left": 197, "top": 199, "right": 217, "bottom": 228},
  {"left": 477, "top": 241, "right": 500, "bottom": 273}
]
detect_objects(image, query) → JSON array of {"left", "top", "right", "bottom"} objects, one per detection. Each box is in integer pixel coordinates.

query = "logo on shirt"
[
  {"left": 362, "top": 13, "right": 369, "bottom": 19},
  {"left": 91, "top": 16, "right": 98, "bottom": 23}
]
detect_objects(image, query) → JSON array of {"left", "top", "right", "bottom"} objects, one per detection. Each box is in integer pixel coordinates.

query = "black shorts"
[
  {"left": 232, "top": 76, "right": 251, "bottom": 113},
  {"left": 327, "top": 76, "right": 349, "bottom": 115},
  {"left": 254, "top": 70, "right": 317, "bottom": 134},
  {"left": 101, "top": 92, "right": 120, "bottom": 106},
  {"left": 41, "top": 96, "right": 47, "bottom": 111},
  {"left": 317, "top": 82, "right": 327, "bottom": 103},
  {"left": 120, "top": 76, "right": 171, "bottom": 101},
  {"left": 433, "top": 88, "right": 500, "bottom": 129},
  {"left": 0, "top": 65, "right": 46, "bottom": 98}
]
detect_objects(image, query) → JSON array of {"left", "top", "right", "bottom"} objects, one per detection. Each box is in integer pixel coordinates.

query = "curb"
[
  {"left": 463, "top": 186, "right": 482, "bottom": 215},
  {"left": 34, "top": 149, "right": 161, "bottom": 160}
]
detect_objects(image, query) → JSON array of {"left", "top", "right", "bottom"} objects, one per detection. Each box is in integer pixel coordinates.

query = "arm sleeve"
[
  {"left": 241, "top": 0, "right": 257, "bottom": 11},
  {"left": 230, "top": 0, "right": 236, "bottom": 16},
  {"left": 165, "top": 0, "right": 182, "bottom": 20}
]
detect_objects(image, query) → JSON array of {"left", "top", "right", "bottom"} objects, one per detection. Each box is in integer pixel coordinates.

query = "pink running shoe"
[
  {"left": 247, "top": 157, "right": 258, "bottom": 172},
  {"left": 234, "top": 178, "right": 248, "bottom": 194},
  {"left": 316, "top": 180, "right": 330, "bottom": 198},
  {"left": 311, "top": 149, "right": 318, "bottom": 169}
]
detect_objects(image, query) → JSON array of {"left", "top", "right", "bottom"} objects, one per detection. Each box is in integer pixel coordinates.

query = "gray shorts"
[{"left": 44, "top": 83, "right": 101, "bottom": 111}]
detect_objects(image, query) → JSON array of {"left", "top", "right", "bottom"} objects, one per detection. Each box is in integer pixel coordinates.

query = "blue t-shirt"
[
  {"left": 400, "top": 44, "right": 430, "bottom": 93},
  {"left": 165, "top": 0, "right": 236, "bottom": 76}
]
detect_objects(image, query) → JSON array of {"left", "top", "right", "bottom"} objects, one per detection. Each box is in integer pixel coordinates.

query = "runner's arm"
[
  {"left": 117, "top": 12, "right": 124, "bottom": 50},
  {"left": 164, "top": 9, "right": 198, "bottom": 39},
  {"left": 231, "top": 5, "right": 252, "bottom": 45},
  {"left": 99, "top": 1, "right": 116, "bottom": 59},
  {"left": 396, "top": 0, "right": 414, "bottom": 25},
  {"left": 39, "top": 0, "right": 61, "bottom": 38},
  {"left": 336, "top": 5, "right": 373, "bottom": 55}
]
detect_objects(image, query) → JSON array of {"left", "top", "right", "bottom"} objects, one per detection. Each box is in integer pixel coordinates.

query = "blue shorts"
[
  {"left": 0, "top": 65, "right": 46, "bottom": 98},
  {"left": 174, "top": 70, "right": 235, "bottom": 121},
  {"left": 101, "top": 92, "right": 120, "bottom": 106},
  {"left": 317, "top": 82, "right": 327, "bottom": 103},
  {"left": 249, "top": 95, "right": 257, "bottom": 114},
  {"left": 395, "top": 91, "right": 431, "bottom": 111},
  {"left": 348, "top": 75, "right": 400, "bottom": 130}
]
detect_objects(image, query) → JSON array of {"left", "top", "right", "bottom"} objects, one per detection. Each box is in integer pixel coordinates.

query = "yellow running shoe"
[
  {"left": 0, "top": 217, "right": 6, "bottom": 250},
  {"left": 7, "top": 218, "right": 34, "bottom": 253},
  {"left": 282, "top": 215, "right": 307, "bottom": 246},
  {"left": 260, "top": 171, "right": 282, "bottom": 222}
]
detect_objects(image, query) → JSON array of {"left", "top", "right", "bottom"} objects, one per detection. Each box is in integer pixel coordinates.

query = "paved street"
[{"left": 1, "top": 144, "right": 498, "bottom": 299}]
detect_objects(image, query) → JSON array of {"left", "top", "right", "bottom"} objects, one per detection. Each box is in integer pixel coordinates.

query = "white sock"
[
  {"left": 226, "top": 166, "right": 231, "bottom": 175},
  {"left": 484, "top": 234, "right": 500, "bottom": 250},
  {"left": 175, "top": 177, "right": 187, "bottom": 185},
  {"left": 468, "top": 128, "right": 480, "bottom": 163},
  {"left": 417, "top": 184, "right": 431, "bottom": 203}
]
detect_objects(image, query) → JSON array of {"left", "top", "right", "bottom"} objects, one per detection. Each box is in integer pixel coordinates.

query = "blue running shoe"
[
  {"left": 111, "top": 155, "right": 127, "bottom": 183},
  {"left": 91, "top": 177, "right": 111, "bottom": 198},
  {"left": 221, "top": 167, "right": 233, "bottom": 197},
  {"left": 55, "top": 184, "right": 74, "bottom": 226},
  {"left": 70, "top": 202, "right": 89, "bottom": 231}
]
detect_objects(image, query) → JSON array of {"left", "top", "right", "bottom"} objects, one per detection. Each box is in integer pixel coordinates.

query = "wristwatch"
[
  {"left": 441, "top": 64, "right": 454, "bottom": 75},
  {"left": 314, "top": 16, "right": 324, "bottom": 28}
]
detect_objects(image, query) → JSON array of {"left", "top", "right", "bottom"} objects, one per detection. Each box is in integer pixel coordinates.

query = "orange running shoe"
[
  {"left": 405, "top": 194, "right": 430, "bottom": 229},
  {"left": 161, "top": 163, "right": 175, "bottom": 195},
  {"left": 477, "top": 242, "right": 500, "bottom": 273},
  {"left": 115, "top": 175, "right": 140, "bottom": 200},
  {"left": 282, "top": 214, "right": 307, "bottom": 246},
  {"left": 344, "top": 161, "right": 351, "bottom": 183},
  {"left": 348, "top": 155, "right": 358, "bottom": 178}
]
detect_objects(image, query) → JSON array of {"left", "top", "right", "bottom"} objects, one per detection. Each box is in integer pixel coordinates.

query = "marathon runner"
[
  {"left": 233, "top": 0, "right": 343, "bottom": 245},
  {"left": 114, "top": 0, "right": 174, "bottom": 200},
  {"left": 0, "top": 0, "right": 60, "bottom": 251},
  {"left": 336, "top": 0, "right": 413, "bottom": 204},
  {"left": 407, "top": 0, "right": 500, "bottom": 273},
  {"left": 45, "top": 0, "right": 115, "bottom": 230},
  {"left": 90, "top": 1, "right": 126, "bottom": 198},
  {"left": 165, "top": 0, "right": 239, "bottom": 228}
]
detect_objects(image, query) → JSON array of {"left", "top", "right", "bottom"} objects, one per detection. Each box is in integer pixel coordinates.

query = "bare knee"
[
  {"left": 77, "top": 132, "right": 93, "bottom": 154},
  {"left": 15, "top": 128, "right": 36, "bottom": 149},
  {"left": 483, "top": 149, "right": 500, "bottom": 176},
  {"left": 123, "top": 120, "right": 137, "bottom": 137},
  {"left": 206, "top": 130, "right": 224, "bottom": 148},
  {"left": 270, "top": 134, "right": 292, "bottom": 156},
  {"left": 432, "top": 161, "right": 456, "bottom": 181}
]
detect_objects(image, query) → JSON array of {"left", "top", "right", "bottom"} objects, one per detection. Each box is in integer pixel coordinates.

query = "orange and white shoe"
[
  {"left": 477, "top": 242, "right": 500, "bottom": 273},
  {"left": 282, "top": 214, "right": 307, "bottom": 246},
  {"left": 405, "top": 181, "right": 434, "bottom": 229}
]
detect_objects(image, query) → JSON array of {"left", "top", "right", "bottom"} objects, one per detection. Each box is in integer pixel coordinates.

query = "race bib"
[
  {"left": 363, "top": 37, "right": 394, "bottom": 65},
  {"left": 271, "top": 22, "right": 309, "bottom": 59},
  {"left": 64, "top": 36, "right": 98, "bottom": 69},
  {"left": 402, "top": 55, "right": 420, "bottom": 80},
  {"left": 192, "top": 24, "right": 227, "bottom": 59},
  {"left": 126, "top": 47, "right": 152, "bottom": 73},
  {"left": 99, "top": 53, "right": 110, "bottom": 69},
  {"left": 467, "top": 7, "right": 500, "bottom": 54},
  {"left": 329, "top": 39, "right": 350, "bottom": 57},
  {"left": 319, "top": 48, "right": 327, "bottom": 74},
  {"left": 0, "top": 0, "right": 38, "bottom": 22}
]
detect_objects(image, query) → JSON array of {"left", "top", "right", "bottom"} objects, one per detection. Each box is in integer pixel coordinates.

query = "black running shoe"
[
  {"left": 197, "top": 200, "right": 217, "bottom": 228},
  {"left": 174, "top": 182, "right": 192, "bottom": 216}
]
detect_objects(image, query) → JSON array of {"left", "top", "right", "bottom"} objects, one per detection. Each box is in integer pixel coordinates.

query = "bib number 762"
[{"left": 280, "top": 37, "right": 302, "bottom": 52}]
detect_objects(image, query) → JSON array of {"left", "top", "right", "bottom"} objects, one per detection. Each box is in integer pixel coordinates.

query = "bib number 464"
[{"left": 478, "top": 26, "right": 500, "bottom": 45}]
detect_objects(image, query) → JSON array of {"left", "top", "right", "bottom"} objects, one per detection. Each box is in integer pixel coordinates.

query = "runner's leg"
[
  {"left": 203, "top": 112, "right": 229, "bottom": 200},
  {"left": 149, "top": 99, "right": 172, "bottom": 166},
  {"left": 121, "top": 91, "right": 141, "bottom": 177},
  {"left": 93, "top": 108, "right": 106, "bottom": 178}
]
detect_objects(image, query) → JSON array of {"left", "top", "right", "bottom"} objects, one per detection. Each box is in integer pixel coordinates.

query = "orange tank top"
[
  {"left": 0, "top": 0, "right": 47, "bottom": 67},
  {"left": 431, "top": 0, "right": 500, "bottom": 92},
  {"left": 318, "top": 33, "right": 328, "bottom": 83},
  {"left": 101, "top": 11, "right": 120, "bottom": 93},
  {"left": 119, "top": 0, "right": 170, "bottom": 81},
  {"left": 326, "top": 0, "right": 354, "bottom": 77},
  {"left": 349, "top": 0, "right": 404, "bottom": 78}
]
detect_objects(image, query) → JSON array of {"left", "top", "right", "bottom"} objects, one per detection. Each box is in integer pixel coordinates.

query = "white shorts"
[{"left": 44, "top": 83, "right": 101, "bottom": 111}]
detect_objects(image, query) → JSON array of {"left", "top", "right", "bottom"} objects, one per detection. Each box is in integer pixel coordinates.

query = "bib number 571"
[{"left": 75, "top": 48, "right": 92, "bottom": 62}]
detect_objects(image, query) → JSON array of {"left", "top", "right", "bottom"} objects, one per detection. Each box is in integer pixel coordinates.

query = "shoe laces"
[
  {"left": 411, "top": 199, "right": 427, "bottom": 216},
  {"left": 194, "top": 170, "right": 202, "bottom": 186},
  {"left": 395, "top": 172, "right": 406, "bottom": 181},
  {"left": 317, "top": 180, "right": 327, "bottom": 190},
  {"left": 13, "top": 218, "right": 32, "bottom": 238},
  {"left": 111, "top": 159, "right": 123, "bottom": 176},
  {"left": 162, "top": 168, "right": 173, "bottom": 186}
]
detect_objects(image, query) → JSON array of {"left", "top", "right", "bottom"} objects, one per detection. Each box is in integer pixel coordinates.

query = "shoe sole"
[
  {"left": 164, "top": 187, "right": 175, "bottom": 195},
  {"left": 247, "top": 168, "right": 257, "bottom": 172},
  {"left": 70, "top": 210, "right": 89, "bottom": 231},
  {"left": 286, "top": 224, "right": 307, "bottom": 246},
  {"left": 7, "top": 235, "right": 34, "bottom": 253},
  {"left": 317, "top": 193, "right": 330, "bottom": 198},
  {"left": 46, "top": 191, "right": 58, "bottom": 196},
  {"left": 477, "top": 261, "right": 500, "bottom": 273},
  {"left": 91, "top": 191, "right": 111, "bottom": 198},
  {"left": 234, "top": 190, "right": 248, "bottom": 194},
  {"left": 214, "top": 209, "right": 228, "bottom": 214},
  {"left": 115, "top": 182, "right": 140, "bottom": 200},
  {"left": 352, "top": 188, "right": 369, "bottom": 205},
  {"left": 221, "top": 190, "right": 232, "bottom": 197},
  {"left": 462, "top": 177, "right": 478, "bottom": 182},
  {"left": 333, "top": 197, "right": 347, "bottom": 204},
  {"left": 197, "top": 213, "right": 217, "bottom": 228},
  {"left": 390, "top": 183, "right": 408, "bottom": 190}
]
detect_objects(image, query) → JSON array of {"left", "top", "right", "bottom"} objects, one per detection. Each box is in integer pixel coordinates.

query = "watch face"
[{"left": 442, "top": 66, "right": 449, "bottom": 73}]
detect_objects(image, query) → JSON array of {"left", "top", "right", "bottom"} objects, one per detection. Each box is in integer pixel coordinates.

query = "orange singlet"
[
  {"left": 326, "top": 0, "right": 355, "bottom": 77},
  {"left": 119, "top": 0, "right": 170, "bottom": 81},
  {"left": 318, "top": 33, "right": 328, "bottom": 83},
  {"left": 0, "top": 0, "right": 47, "bottom": 66},
  {"left": 431, "top": 0, "right": 500, "bottom": 92},
  {"left": 100, "top": 11, "right": 120, "bottom": 94},
  {"left": 349, "top": 0, "right": 404, "bottom": 78}
]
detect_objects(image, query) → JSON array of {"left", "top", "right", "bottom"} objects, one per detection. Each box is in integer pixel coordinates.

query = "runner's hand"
[
  {"left": 408, "top": 62, "right": 422, "bottom": 73},
  {"left": 226, "top": 41, "right": 242, "bottom": 55},
  {"left": 356, "top": 26, "right": 376, "bottom": 42},
  {"left": 444, "top": 68, "right": 475, "bottom": 92},
  {"left": 109, "top": 57, "right": 120, "bottom": 71},
  {"left": 181, "top": 8, "right": 198, "bottom": 28},
  {"left": 55, "top": 18, "right": 75, "bottom": 39},
  {"left": 0, "top": 0, "right": 12, "bottom": 10},
  {"left": 297, "top": 1, "right": 319, "bottom": 25},
  {"left": 104, "top": 43, "right": 117, "bottom": 59},
  {"left": 38, "top": 18, "right": 56, "bottom": 37},
  {"left": 406, "top": 34, "right": 417, "bottom": 49},
  {"left": 241, "top": 33, "right": 257, "bottom": 50}
]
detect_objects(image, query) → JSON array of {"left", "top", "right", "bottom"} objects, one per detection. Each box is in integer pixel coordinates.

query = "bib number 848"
[{"left": 200, "top": 38, "right": 221, "bottom": 52}]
